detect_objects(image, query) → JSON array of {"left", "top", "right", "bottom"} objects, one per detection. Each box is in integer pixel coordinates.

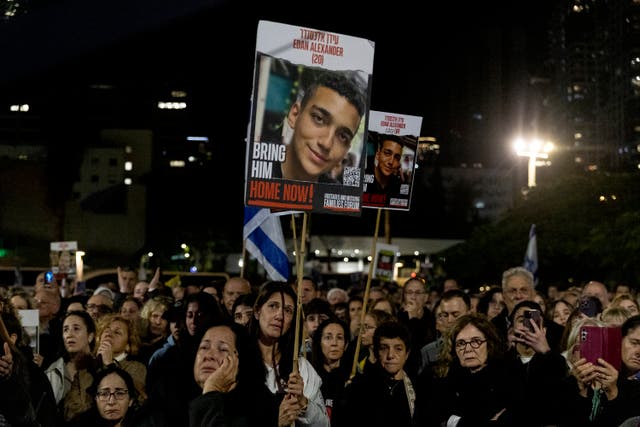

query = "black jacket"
[{"left": 333, "top": 363, "right": 414, "bottom": 427}]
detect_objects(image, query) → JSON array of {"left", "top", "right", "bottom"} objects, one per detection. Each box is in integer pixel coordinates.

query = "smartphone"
[
  {"left": 44, "top": 271, "right": 54, "bottom": 285},
  {"left": 74, "top": 281, "right": 86, "bottom": 296},
  {"left": 523, "top": 309, "right": 543, "bottom": 333},
  {"left": 578, "top": 296, "right": 601, "bottom": 318},
  {"left": 579, "top": 325, "right": 622, "bottom": 369}
]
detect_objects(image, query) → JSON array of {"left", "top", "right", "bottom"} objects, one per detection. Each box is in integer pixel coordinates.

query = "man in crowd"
[
  {"left": 220, "top": 276, "right": 251, "bottom": 320},
  {"left": 493, "top": 266, "right": 563, "bottom": 351},
  {"left": 419, "top": 289, "right": 470, "bottom": 374}
]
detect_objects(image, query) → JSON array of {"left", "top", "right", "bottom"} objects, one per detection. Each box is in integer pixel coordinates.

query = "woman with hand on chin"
[
  {"left": 95, "top": 314, "right": 147, "bottom": 401},
  {"left": 192, "top": 321, "right": 327, "bottom": 426},
  {"left": 190, "top": 322, "right": 274, "bottom": 426}
]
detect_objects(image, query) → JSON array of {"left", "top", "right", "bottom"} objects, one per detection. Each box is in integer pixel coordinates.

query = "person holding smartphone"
[
  {"left": 508, "top": 301, "right": 552, "bottom": 361},
  {"left": 507, "top": 301, "right": 570, "bottom": 425},
  {"left": 568, "top": 315, "right": 640, "bottom": 426}
]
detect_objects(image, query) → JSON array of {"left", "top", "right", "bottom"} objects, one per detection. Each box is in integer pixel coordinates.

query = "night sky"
[{"left": 0, "top": 0, "right": 557, "bottom": 242}]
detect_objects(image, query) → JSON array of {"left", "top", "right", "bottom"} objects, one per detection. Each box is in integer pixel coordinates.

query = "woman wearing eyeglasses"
[
  {"left": 414, "top": 313, "right": 518, "bottom": 427},
  {"left": 68, "top": 365, "right": 140, "bottom": 427}
]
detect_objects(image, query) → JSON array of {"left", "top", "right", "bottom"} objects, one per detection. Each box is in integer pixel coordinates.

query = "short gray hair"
[{"left": 501, "top": 267, "right": 534, "bottom": 289}]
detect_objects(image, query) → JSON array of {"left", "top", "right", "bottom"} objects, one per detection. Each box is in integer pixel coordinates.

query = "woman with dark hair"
[
  {"left": 547, "top": 299, "right": 574, "bottom": 328},
  {"left": 415, "top": 313, "right": 516, "bottom": 426},
  {"left": 143, "top": 291, "right": 223, "bottom": 427},
  {"left": 68, "top": 364, "right": 140, "bottom": 427},
  {"left": 476, "top": 286, "right": 504, "bottom": 320},
  {"left": 44, "top": 310, "right": 98, "bottom": 422},
  {"left": 310, "top": 318, "right": 350, "bottom": 422},
  {"left": 348, "top": 308, "right": 394, "bottom": 374},
  {"left": 250, "top": 281, "right": 329, "bottom": 426},
  {"left": 333, "top": 321, "right": 416, "bottom": 427},
  {"left": 231, "top": 293, "right": 256, "bottom": 328},
  {"left": 190, "top": 322, "right": 276, "bottom": 426}
]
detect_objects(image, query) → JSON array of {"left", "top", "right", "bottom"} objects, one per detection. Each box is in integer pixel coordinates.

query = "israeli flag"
[
  {"left": 243, "top": 207, "right": 290, "bottom": 281},
  {"left": 523, "top": 224, "right": 539, "bottom": 286}
]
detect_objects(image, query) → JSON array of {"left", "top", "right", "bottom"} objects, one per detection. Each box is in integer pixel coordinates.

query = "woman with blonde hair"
[
  {"left": 561, "top": 316, "right": 606, "bottom": 368},
  {"left": 137, "top": 297, "right": 171, "bottom": 364},
  {"left": 610, "top": 294, "right": 640, "bottom": 317},
  {"left": 94, "top": 313, "right": 147, "bottom": 401},
  {"left": 600, "top": 306, "right": 632, "bottom": 327}
]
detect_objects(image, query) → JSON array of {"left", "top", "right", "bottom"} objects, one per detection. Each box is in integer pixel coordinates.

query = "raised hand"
[
  {"left": 97, "top": 339, "right": 114, "bottom": 365},
  {"left": 594, "top": 358, "right": 619, "bottom": 400},
  {"left": 149, "top": 267, "right": 161, "bottom": 291},
  {"left": 513, "top": 319, "right": 550, "bottom": 354},
  {"left": 572, "top": 358, "right": 598, "bottom": 397}
]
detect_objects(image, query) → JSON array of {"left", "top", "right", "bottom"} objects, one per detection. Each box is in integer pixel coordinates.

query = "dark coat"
[
  {"left": 333, "top": 363, "right": 414, "bottom": 427},
  {"left": 142, "top": 337, "right": 202, "bottom": 427},
  {"left": 416, "top": 361, "right": 517, "bottom": 427},
  {"left": 0, "top": 350, "right": 39, "bottom": 427},
  {"left": 188, "top": 386, "right": 280, "bottom": 427},
  {"left": 414, "top": 350, "right": 569, "bottom": 427}
]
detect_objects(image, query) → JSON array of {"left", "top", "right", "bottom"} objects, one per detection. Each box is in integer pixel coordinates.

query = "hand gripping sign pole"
[{"left": 349, "top": 208, "right": 382, "bottom": 381}]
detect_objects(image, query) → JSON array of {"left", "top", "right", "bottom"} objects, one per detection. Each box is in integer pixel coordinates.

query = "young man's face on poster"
[
  {"left": 283, "top": 85, "right": 361, "bottom": 182},
  {"left": 375, "top": 139, "right": 403, "bottom": 180}
]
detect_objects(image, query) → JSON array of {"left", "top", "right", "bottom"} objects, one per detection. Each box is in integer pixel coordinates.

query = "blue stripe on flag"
[
  {"left": 243, "top": 207, "right": 289, "bottom": 281},
  {"left": 523, "top": 224, "right": 538, "bottom": 286}
]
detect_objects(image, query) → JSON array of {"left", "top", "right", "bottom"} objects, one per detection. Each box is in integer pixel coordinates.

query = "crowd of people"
[{"left": 1, "top": 265, "right": 640, "bottom": 426}]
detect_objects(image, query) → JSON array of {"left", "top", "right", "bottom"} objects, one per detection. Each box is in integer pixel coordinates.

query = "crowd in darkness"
[{"left": 1, "top": 265, "right": 640, "bottom": 426}]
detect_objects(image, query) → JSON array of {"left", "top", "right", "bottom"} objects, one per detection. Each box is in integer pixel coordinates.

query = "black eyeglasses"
[
  {"left": 455, "top": 338, "right": 486, "bottom": 351},
  {"left": 96, "top": 389, "right": 129, "bottom": 401}
]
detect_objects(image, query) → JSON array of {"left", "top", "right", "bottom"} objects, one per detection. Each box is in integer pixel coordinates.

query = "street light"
[{"left": 513, "top": 137, "right": 554, "bottom": 187}]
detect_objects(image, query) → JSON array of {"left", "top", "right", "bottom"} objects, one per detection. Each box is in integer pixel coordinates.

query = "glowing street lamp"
[{"left": 513, "top": 137, "right": 554, "bottom": 187}]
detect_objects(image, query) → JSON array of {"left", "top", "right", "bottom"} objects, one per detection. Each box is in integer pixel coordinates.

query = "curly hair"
[
  {"left": 95, "top": 313, "right": 141, "bottom": 356},
  {"left": 436, "top": 313, "right": 504, "bottom": 378}
]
